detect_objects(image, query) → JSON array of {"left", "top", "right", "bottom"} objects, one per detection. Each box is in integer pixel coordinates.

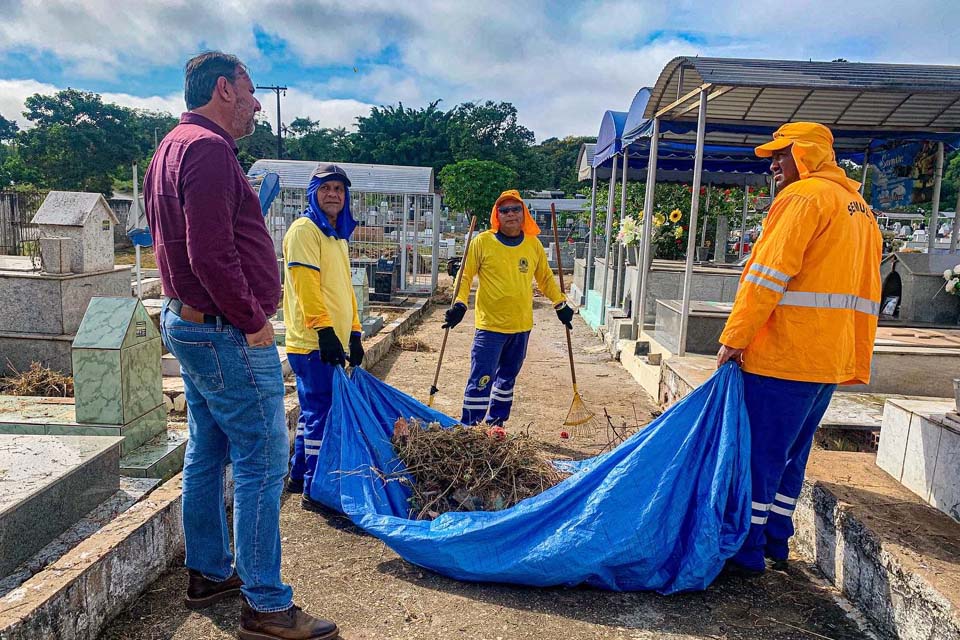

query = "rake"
[
  {"left": 428, "top": 215, "right": 477, "bottom": 407},
  {"left": 550, "top": 204, "right": 599, "bottom": 439}
]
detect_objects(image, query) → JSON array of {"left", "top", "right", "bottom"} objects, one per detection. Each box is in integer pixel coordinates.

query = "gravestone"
[
  {"left": 351, "top": 267, "right": 370, "bottom": 321},
  {"left": 72, "top": 297, "right": 164, "bottom": 428}
]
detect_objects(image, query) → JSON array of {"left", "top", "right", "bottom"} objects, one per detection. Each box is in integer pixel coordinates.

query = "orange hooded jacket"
[{"left": 719, "top": 123, "right": 883, "bottom": 385}]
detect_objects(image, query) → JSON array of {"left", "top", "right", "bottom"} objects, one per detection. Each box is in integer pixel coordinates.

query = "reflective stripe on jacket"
[{"left": 720, "top": 165, "right": 882, "bottom": 385}]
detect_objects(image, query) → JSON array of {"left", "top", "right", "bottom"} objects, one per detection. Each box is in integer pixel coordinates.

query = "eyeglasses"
[{"left": 498, "top": 205, "right": 524, "bottom": 214}]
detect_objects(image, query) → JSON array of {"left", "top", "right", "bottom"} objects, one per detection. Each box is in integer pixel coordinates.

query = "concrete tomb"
[
  {"left": 0, "top": 433, "right": 123, "bottom": 577},
  {"left": 0, "top": 191, "right": 132, "bottom": 374}
]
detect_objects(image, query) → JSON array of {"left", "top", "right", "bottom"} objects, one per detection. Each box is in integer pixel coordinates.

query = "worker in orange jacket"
[{"left": 717, "top": 122, "right": 882, "bottom": 574}]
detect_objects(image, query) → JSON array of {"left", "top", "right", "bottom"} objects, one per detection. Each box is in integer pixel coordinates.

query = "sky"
[{"left": 1, "top": 0, "right": 959, "bottom": 141}]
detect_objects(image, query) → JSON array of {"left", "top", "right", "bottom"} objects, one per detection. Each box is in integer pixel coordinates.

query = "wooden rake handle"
[
  {"left": 429, "top": 215, "right": 477, "bottom": 406},
  {"left": 551, "top": 204, "right": 577, "bottom": 389}
]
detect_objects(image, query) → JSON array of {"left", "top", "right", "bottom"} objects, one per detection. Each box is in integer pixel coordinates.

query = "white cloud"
[
  {"left": 0, "top": 79, "right": 61, "bottom": 128},
  {"left": 0, "top": 1, "right": 958, "bottom": 140}
]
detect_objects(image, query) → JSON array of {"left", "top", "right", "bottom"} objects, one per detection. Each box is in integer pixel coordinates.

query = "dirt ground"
[{"left": 98, "top": 301, "right": 872, "bottom": 640}]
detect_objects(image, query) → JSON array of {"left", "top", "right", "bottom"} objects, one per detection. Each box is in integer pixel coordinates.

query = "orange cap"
[
  {"left": 489, "top": 190, "right": 541, "bottom": 236},
  {"left": 755, "top": 122, "right": 834, "bottom": 157}
]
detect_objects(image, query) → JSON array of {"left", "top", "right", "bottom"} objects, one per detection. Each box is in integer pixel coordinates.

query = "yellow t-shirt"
[
  {"left": 454, "top": 231, "right": 565, "bottom": 333},
  {"left": 282, "top": 217, "right": 361, "bottom": 354}
]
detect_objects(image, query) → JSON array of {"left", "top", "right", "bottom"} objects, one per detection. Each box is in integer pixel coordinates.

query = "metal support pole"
[
  {"left": 859, "top": 146, "right": 870, "bottom": 197},
  {"left": 616, "top": 151, "right": 629, "bottom": 304},
  {"left": 700, "top": 184, "right": 711, "bottom": 250},
  {"left": 413, "top": 196, "right": 421, "bottom": 286},
  {"left": 951, "top": 196, "right": 960, "bottom": 253},
  {"left": 585, "top": 168, "right": 598, "bottom": 301},
  {"left": 678, "top": 89, "right": 708, "bottom": 357},
  {"left": 632, "top": 118, "right": 659, "bottom": 338},
  {"left": 431, "top": 194, "right": 440, "bottom": 292},
  {"left": 739, "top": 183, "right": 749, "bottom": 259},
  {"left": 928, "top": 141, "right": 945, "bottom": 253},
  {"left": 600, "top": 155, "right": 619, "bottom": 323},
  {"left": 401, "top": 194, "right": 409, "bottom": 291}
]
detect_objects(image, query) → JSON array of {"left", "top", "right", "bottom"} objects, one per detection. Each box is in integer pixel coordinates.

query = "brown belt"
[{"left": 167, "top": 298, "right": 229, "bottom": 326}]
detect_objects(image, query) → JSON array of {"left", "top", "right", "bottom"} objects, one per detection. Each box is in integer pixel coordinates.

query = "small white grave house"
[{"left": 31, "top": 191, "right": 119, "bottom": 274}]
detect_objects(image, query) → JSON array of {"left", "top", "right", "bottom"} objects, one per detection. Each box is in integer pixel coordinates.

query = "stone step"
[
  {"left": 119, "top": 425, "right": 188, "bottom": 480},
  {"left": 0, "top": 434, "right": 123, "bottom": 578}
]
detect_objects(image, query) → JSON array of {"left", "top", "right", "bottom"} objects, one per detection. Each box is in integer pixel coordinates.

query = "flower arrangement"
[
  {"left": 943, "top": 265, "right": 960, "bottom": 296},
  {"left": 616, "top": 214, "right": 642, "bottom": 247}
]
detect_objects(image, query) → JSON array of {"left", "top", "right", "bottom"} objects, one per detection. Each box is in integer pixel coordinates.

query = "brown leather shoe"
[
  {"left": 239, "top": 601, "right": 339, "bottom": 640},
  {"left": 184, "top": 569, "right": 243, "bottom": 610}
]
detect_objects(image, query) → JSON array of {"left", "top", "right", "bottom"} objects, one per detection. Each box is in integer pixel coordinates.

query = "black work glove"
[
  {"left": 316, "top": 327, "right": 346, "bottom": 367},
  {"left": 442, "top": 302, "right": 467, "bottom": 329},
  {"left": 348, "top": 331, "right": 364, "bottom": 368},
  {"left": 555, "top": 302, "right": 574, "bottom": 330}
]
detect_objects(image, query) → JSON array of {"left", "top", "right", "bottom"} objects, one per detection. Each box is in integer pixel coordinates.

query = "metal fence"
[
  {"left": 265, "top": 188, "right": 440, "bottom": 294},
  {"left": 0, "top": 190, "right": 44, "bottom": 264}
]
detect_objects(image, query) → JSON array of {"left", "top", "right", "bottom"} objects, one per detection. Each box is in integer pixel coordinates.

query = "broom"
[
  {"left": 428, "top": 215, "right": 477, "bottom": 407},
  {"left": 550, "top": 204, "right": 599, "bottom": 438}
]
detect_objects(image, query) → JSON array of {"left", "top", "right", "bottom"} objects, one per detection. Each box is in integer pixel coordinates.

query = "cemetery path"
[{"left": 98, "top": 301, "right": 872, "bottom": 640}]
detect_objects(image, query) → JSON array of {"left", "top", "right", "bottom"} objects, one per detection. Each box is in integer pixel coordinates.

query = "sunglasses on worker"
[{"left": 498, "top": 204, "right": 524, "bottom": 214}]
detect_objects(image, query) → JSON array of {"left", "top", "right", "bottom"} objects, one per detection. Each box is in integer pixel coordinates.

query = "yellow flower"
[
  {"left": 673, "top": 225, "right": 684, "bottom": 238},
  {"left": 669, "top": 209, "right": 683, "bottom": 223},
  {"left": 653, "top": 213, "right": 666, "bottom": 227}
]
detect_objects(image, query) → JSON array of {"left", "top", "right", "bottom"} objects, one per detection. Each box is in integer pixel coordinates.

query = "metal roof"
[
  {"left": 576, "top": 143, "right": 596, "bottom": 181},
  {"left": 525, "top": 198, "right": 590, "bottom": 212},
  {"left": 643, "top": 57, "right": 960, "bottom": 148},
  {"left": 247, "top": 159, "right": 435, "bottom": 194}
]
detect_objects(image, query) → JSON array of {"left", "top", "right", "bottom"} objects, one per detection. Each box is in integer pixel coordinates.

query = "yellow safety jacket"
[
  {"left": 719, "top": 137, "right": 883, "bottom": 385},
  {"left": 283, "top": 217, "right": 361, "bottom": 354},
  {"left": 455, "top": 191, "right": 566, "bottom": 333}
]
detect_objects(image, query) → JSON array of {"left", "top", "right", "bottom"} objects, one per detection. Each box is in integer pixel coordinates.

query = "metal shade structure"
[
  {"left": 583, "top": 87, "right": 775, "bottom": 329},
  {"left": 641, "top": 56, "right": 960, "bottom": 356}
]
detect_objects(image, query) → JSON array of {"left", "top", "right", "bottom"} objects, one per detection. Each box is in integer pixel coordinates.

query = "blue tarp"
[{"left": 306, "top": 363, "right": 752, "bottom": 594}]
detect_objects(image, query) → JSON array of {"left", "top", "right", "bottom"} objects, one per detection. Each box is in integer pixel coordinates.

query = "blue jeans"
[
  {"left": 461, "top": 330, "right": 530, "bottom": 425},
  {"left": 160, "top": 303, "right": 293, "bottom": 612},
  {"left": 733, "top": 372, "right": 836, "bottom": 570},
  {"left": 287, "top": 351, "right": 336, "bottom": 493}
]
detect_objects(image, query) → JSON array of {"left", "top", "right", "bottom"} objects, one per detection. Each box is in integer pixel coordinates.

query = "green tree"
[
  {"left": 353, "top": 101, "right": 453, "bottom": 173},
  {"left": 236, "top": 117, "right": 278, "bottom": 171},
  {"left": 529, "top": 136, "right": 595, "bottom": 194},
  {"left": 0, "top": 113, "right": 18, "bottom": 142},
  {"left": 449, "top": 101, "right": 540, "bottom": 187},
  {"left": 439, "top": 159, "right": 516, "bottom": 226},
  {"left": 285, "top": 118, "right": 354, "bottom": 162},
  {"left": 17, "top": 89, "right": 139, "bottom": 195}
]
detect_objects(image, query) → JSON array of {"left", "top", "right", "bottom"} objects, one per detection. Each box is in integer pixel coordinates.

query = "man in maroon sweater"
[{"left": 145, "top": 51, "right": 338, "bottom": 640}]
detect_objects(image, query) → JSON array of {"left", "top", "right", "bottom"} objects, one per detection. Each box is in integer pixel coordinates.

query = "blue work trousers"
[
  {"left": 160, "top": 303, "right": 293, "bottom": 612},
  {"left": 733, "top": 371, "right": 836, "bottom": 571},
  {"left": 287, "top": 351, "right": 336, "bottom": 494},
  {"left": 461, "top": 329, "right": 530, "bottom": 426}
]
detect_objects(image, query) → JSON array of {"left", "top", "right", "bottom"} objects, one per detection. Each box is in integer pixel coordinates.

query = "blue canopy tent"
[
  {"left": 637, "top": 56, "right": 960, "bottom": 356},
  {"left": 584, "top": 88, "right": 774, "bottom": 328}
]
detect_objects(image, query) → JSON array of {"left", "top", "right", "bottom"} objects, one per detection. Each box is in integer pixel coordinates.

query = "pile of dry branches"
[
  {"left": 1, "top": 362, "right": 74, "bottom": 397},
  {"left": 391, "top": 418, "right": 567, "bottom": 519}
]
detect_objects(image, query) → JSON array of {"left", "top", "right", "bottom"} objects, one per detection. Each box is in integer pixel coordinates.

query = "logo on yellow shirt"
[{"left": 518, "top": 257, "right": 529, "bottom": 273}]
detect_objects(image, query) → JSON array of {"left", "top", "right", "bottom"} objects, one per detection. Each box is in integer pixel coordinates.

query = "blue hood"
[{"left": 304, "top": 174, "right": 357, "bottom": 240}]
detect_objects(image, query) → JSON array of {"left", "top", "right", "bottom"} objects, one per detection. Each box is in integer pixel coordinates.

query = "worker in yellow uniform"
[
  {"left": 443, "top": 190, "right": 573, "bottom": 425},
  {"left": 717, "top": 123, "right": 882, "bottom": 574},
  {"left": 282, "top": 164, "right": 363, "bottom": 509}
]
